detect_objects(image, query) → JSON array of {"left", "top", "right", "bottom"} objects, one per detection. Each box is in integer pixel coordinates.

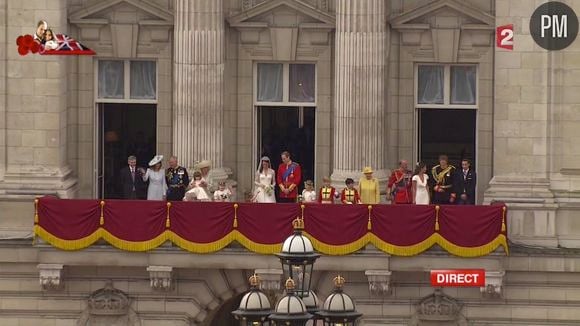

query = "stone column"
[
  {"left": 173, "top": 0, "right": 227, "bottom": 180},
  {"left": 0, "top": 0, "right": 76, "bottom": 199},
  {"left": 331, "top": 0, "right": 389, "bottom": 190}
]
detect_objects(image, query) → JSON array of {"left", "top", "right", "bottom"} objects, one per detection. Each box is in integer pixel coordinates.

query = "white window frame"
[
  {"left": 414, "top": 64, "right": 478, "bottom": 110},
  {"left": 94, "top": 59, "right": 158, "bottom": 104},
  {"left": 253, "top": 62, "right": 317, "bottom": 107}
]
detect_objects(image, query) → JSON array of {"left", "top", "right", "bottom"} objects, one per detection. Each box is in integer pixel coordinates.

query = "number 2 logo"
[{"left": 497, "top": 24, "right": 514, "bottom": 50}]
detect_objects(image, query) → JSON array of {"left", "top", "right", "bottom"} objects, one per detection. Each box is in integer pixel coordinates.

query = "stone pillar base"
[
  {"left": 0, "top": 166, "right": 78, "bottom": 199},
  {"left": 484, "top": 176, "right": 557, "bottom": 248}
]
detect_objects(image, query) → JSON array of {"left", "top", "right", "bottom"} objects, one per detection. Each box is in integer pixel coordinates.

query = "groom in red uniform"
[{"left": 277, "top": 151, "right": 302, "bottom": 203}]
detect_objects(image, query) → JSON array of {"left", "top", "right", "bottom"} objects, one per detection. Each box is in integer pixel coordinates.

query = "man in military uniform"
[
  {"left": 276, "top": 151, "right": 302, "bottom": 203},
  {"left": 387, "top": 160, "right": 413, "bottom": 204},
  {"left": 165, "top": 156, "right": 189, "bottom": 201},
  {"left": 431, "top": 154, "right": 456, "bottom": 204}
]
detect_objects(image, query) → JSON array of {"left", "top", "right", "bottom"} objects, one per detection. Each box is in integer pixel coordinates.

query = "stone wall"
[
  {"left": 0, "top": 245, "right": 579, "bottom": 325},
  {"left": 484, "top": 0, "right": 580, "bottom": 249}
]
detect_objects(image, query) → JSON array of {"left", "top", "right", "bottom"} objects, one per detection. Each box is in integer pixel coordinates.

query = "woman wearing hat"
[
  {"left": 253, "top": 156, "right": 276, "bottom": 203},
  {"left": 142, "top": 155, "right": 167, "bottom": 201},
  {"left": 359, "top": 166, "right": 380, "bottom": 204}
]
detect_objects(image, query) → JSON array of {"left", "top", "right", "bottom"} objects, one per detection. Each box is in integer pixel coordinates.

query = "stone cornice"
[
  {"left": 228, "top": 0, "right": 335, "bottom": 28},
  {"left": 69, "top": 0, "right": 173, "bottom": 24},
  {"left": 390, "top": 0, "right": 494, "bottom": 29}
]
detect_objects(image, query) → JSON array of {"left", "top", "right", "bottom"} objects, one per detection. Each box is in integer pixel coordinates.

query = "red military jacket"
[
  {"left": 388, "top": 169, "right": 413, "bottom": 204},
  {"left": 318, "top": 186, "right": 337, "bottom": 204},
  {"left": 277, "top": 162, "right": 302, "bottom": 199},
  {"left": 341, "top": 187, "right": 361, "bottom": 204}
]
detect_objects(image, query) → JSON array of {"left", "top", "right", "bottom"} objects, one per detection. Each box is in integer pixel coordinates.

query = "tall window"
[
  {"left": 415, "top": 64, "right": 478, "bottom": 167},
  {"left": 97, "top": 60, "right": 157, "bottom": 103},
  {"left": 255, "top": 63, "right": 316, "bottom": 105},
  {"left": 415, "top": 65, "right": 477, "bottom": 108}
]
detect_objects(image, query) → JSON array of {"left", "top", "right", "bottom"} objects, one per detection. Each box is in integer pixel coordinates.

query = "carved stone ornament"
[
  {"left": 77, "top": 282, "right": 142, "bottom": 326},
  {"left": 255, "top": 268, "right": 283, "bottom": 292},
  {"left": 365, "top": 270, "right": 392, "bottom": 296},
  {"left": 481, "top": 271, "right": 505, "bottom": 298},
  {"left": 147, "top": 266, "right": 173, "bottom": 291},
  {"left": 37, "top": 264, "right": 64, "bottom": 291},
  {"left": 416, "top": 289, "right": 463, "bottom": 321},
  {"left": 88, "top": 282, "right": 130, "bottom": 316}
]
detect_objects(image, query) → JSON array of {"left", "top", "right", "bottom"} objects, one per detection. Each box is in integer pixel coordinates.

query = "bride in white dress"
[
  {"left": 253, "top": 156, "right": 276, "bottom": 203},
  {"left": 412, "top": 162, "right": 430, "bottom": 205}
]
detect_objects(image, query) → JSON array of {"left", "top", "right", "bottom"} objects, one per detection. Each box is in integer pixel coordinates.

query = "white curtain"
[
  {"left": 130, "top": 61, "right": 156, "bottom": 100},
  {"left": 451, "top": 66, "right": 476, "bottom": 104},
  {"left": 418, "top": 66, "right": 444, "bottom": 104},
  {"left": 98, "top": 60, "right": 124, "bottom": 99},
  {"left": 289, "top": 64, "right": 315, "bottom": 102},
  {"left": 257, "top": 63, "right": 283, "bottom": 102}
]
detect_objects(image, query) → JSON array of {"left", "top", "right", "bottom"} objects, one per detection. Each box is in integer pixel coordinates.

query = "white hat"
[
  {"left": 196, "top": 160, "right": 212, "bottom": 169},
  {"left": 148, "top": 155, "right": 164, "bottom": 167}
]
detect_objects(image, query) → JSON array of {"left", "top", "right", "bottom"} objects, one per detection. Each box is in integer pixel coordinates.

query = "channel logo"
[{"left": 430, "top": 269, "right": 485, "bottom": 287}]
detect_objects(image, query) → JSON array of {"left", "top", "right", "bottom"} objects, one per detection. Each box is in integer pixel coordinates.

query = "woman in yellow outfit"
[{"left": 359, "top": 167, "right": 380, "bottom": 204}]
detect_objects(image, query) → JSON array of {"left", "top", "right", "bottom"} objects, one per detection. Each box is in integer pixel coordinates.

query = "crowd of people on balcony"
[{"left": 119, "top": 151, "right": 476, "bottom": 205}]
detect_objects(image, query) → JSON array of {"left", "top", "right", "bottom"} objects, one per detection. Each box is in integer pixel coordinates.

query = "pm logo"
[
  {"left": 530, "top": 1, "right": 579, "bottom": 50},
  {"left": 496, "top": 24, "right": 514, "bottom": 50}
]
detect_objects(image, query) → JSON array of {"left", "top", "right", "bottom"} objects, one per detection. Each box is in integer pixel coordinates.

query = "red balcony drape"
[{"left": 33, "top": 197, "right": 508, "bottom": 257}]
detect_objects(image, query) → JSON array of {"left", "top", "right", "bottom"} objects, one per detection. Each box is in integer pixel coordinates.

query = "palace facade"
[{"left": 1, "top": 0, "right": 580, "bottom": 325}]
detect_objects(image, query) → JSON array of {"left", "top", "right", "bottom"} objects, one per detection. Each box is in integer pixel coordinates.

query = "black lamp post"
[
  {"left": 268, "top": 278, "right": 313, "bottom": 326},
  {"left": 276, "top": 217, "right": 320, "bottom": 298},
  {"left": 316, "top": 275, "right": 362, "bottom": 325},
  {"left": 232, "top": 218, "right": 362, "bottom": 325},
  {"left": 232, "top": 274, "right": 273, "bottom": 326}
]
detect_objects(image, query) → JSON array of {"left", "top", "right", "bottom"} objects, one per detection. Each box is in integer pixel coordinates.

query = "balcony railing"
[{"left": 33, "top": 197, "right": 508, "bottom": 257}]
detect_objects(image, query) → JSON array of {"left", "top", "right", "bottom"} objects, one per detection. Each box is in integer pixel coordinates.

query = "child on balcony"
[
  {"left": 301, "top": 180, "right": 317, "bottom": 203},
  {"left": 341, "top": 178, "right": 361, "bottom": 204},
  {"left": 183, "top": 172, "right": 211, "bottom": 202},
  {"left": 213, "top": 181, "right": 232, "bottom": 202}
]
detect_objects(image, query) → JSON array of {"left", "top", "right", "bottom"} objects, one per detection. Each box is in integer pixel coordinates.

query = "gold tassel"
[
  {"left": 166, "top": 202, "right": 171, "bottom": 228},
  {"left": 367, "top": 205, "right": 372, "bottom": 231},
  {"left": 501, "top": 206, "right": 507, "bottom": 232},
  {"left": 99, "top": 201, "right": 105, "bottom": 226},
  {"left": 435, "top": 205, "right": 440, "bottom": 231},
  {"left": 301, "top": 204, "right": 305, "bottom": 219},
  {"left": 34, "top": 198, "right": 39, "bottom": 224},
  {"left": 233, "top": 203, "right": 239, "bottom": 228}
]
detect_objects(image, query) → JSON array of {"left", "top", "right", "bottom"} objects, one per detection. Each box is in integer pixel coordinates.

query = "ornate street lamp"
[
  {"left": 232, "top": 274, "right": 273, "bottom": 326},
  {"left": 316, "top": 275, "right": 362, "bottom": 326},
  {"left": 269, "top": 278, "right": 313, "bottom": 326},
  {"left": 302, "top": 290, "right": 321, "bottom": 324},
  {"left": 276, "top": 217, "right": 320, "bottom": 298}
]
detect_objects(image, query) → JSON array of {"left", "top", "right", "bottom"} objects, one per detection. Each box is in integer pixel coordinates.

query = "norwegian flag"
[{"left": 41, "top": 34, "right": 96, "bottom": 55}]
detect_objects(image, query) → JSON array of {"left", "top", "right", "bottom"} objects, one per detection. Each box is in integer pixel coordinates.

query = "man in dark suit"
[
  {"left": 119, "top": 155, "right": 147, "bottom": 199},
  {"left": 454, "top": 159, "right": 476, "bottom": 205}
]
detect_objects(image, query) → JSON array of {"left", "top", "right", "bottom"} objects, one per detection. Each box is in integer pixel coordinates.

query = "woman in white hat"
[{"left": 142, "top": 155, "right": 167, "bottom": 201}]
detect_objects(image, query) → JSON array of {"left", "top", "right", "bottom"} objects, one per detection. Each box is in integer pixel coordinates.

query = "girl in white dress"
[
  {"left": 213, "top": 181, "right": 233, "bottom": 202},
  {"left": 412, "top": 162, "right": 430, "bottom": 205},
  {"left": 141, "top": 155, "right": 167, "bottom": 201},
  {"left": 253, "top": 156, "right": 276, "bottom": 203},
  {"left": 184, "top": 172, "right": 212, "bottom": 201},
  {"left": 301, "top": 180, "right": 317, "bottom": 203}
]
